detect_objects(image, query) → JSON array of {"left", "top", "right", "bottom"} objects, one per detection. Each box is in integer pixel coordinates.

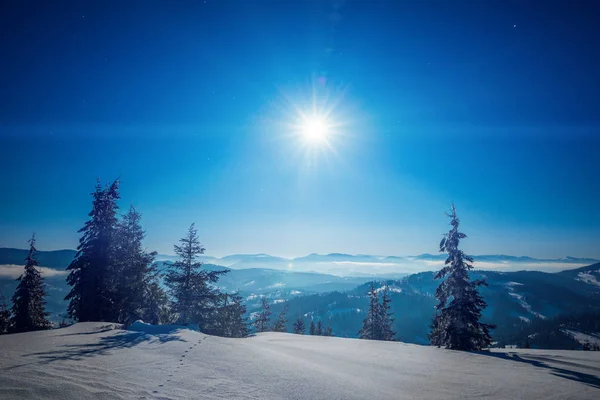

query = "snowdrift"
[
  {"left": 128, "top": 320, "right": 199, "bottom": 335},
  {"left": 0, "top": 322, "right": 599, "bottom": 399}
]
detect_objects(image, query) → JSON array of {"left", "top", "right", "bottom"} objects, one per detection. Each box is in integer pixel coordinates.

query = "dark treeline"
[
  {"left": 358, "top": 283, "right": 396, "bottom": 341},
  {"left": 62, "top": 178, "right": 249, "bottom": 337},
  {"left": 0, "top": 179, "right": 250, "bottom": 337},
  {"left": 1, "top": 180, "right": 495, "bottom": 352},
  {"left": 253, "top": 297, "right": 333, "bottom": 336},
  {"left": 501, "top": 312, "right": 600, "bottom": 350}
]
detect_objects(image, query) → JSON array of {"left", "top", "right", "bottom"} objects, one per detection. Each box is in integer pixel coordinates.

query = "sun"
[
  {"left": 302, "top": 117, "right": 329, "bottom": 143},
  {"left": 264, "top": 76, "right": 357, "bottom": 171}
]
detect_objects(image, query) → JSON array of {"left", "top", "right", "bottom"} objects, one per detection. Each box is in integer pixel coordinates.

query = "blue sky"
[{"left": 0, "top": 0, "right": 598, "bottom": 258}]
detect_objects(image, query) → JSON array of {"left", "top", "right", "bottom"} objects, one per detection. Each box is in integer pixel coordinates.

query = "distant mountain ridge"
[
  {"left": 155, "top": 252, "right": 599, "bottom": 275},
  {"left": 1, "top": 248, "right": 597, "bottom": 275},
  {"left": 2, "top": 246, "right": 600, "bottom": 349},
  {"left": 263, "top": 262, "right": 600, "bottom": 347},
  {"left": 0, "top": 248, "right": 77, "bottom": 270}
]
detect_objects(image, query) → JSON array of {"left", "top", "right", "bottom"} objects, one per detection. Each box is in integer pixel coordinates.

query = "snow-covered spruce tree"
[
  {"left": 272, "top": 303, "right": 289, "bottom": 332},
  {"left": 358, "top": 282, "right": 380, "bottom": 340},
  {"left": 378, "top": 286, "right": 396, "bottom": 341},
  {"left": 65, "top": 179, "right": 120, "bottom": 322},
  {"left": 309, "top": 320, "right": 316, "bottom": 335},
  {"left": 0, "top": 289, "right": 12, "bottom": 334},
  {"left": 324, "top": 324, "right": 333, "bottom": 337},
  {"left": 253, "top": 297, "right": 272, "bottom": 333},
  {"left": 10, "top": 234, "right": 51, "bottom": 332},
  {"left": 429, "top": 204, "right": 494, "bottom": 351},
  {"left": 113, "top": 206, "right": 157, "bottom": 325},
  {"left": 225, "top": 292, "right": 250, "bottom": 338},
  {"left": 141, "top": 281, "right": 172, "bottom": 325},
  {"left": 292, "top": 315, "right": 306, "bottom": 334},
  {"left": 165, "top": 223, "right": 228, "bottom": 327},
  {"left": 213, "top": 292, "right": 250, "bottom": 338},
  {"left": 315, "top": 320, "right": 323, "bottom": 335}
]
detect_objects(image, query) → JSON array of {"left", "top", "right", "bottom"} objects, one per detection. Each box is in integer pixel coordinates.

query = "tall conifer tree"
[
  {"left": 165, "top": 223, "right": 228, "bottom": 326},
  {"left": 65, "top": 179, "right": 120, "bottom": 321},
  {"left": 358, "top": 283, "right": 380, "bottom": 340},
  {"left": 378, "top": 286, "right": 396, "bottom": 341},
  {"left": 429, "top": 204, "right": 494, "bottom": 350},
  {"left": 113, "top": 206, "right": 157, "bottom": 325}
]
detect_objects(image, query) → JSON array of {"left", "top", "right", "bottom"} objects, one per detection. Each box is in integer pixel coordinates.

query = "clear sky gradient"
[{"left": 1, "top": 0, "right": 598, "bottom": 258}]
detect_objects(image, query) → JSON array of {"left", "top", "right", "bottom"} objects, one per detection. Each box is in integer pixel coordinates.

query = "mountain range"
[
  {"left": 1, "top": 247, "right": 596, "bottom": 276},
  {"left": 158, "top": 252, "right": 598, "bottom": 275},
  {"left": 1, "top": 247, "right": 600, "bottom": 349}
]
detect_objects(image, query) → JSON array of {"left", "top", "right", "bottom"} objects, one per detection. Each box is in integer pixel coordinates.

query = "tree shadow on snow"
[
  {"left": 477, "top": 351, "right": 600, "bottom": 390},
  {"left": 7, "top": 330, "right": 185, "bottom": 369},
  {"left": 58, "top": 325, "right": 121, "bottom": 336}
]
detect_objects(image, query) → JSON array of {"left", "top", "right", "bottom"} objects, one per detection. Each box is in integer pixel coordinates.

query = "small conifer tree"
[
  {"left": 292, "top": 315, "right": 306, "bottom": 334},
  {"left": 254, "top": 297, "right": 272, "bottom": 333},
  {"left": 10, "top": 234, "right": 51, "bottom": 332},
  {"left": 272, "top": 303, "right": 289, "bottom": 332}
]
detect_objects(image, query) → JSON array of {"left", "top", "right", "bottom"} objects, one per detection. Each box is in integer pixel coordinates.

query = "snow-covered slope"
[{"left": 1, "top": 323, "right": 599, "bottom": 399}]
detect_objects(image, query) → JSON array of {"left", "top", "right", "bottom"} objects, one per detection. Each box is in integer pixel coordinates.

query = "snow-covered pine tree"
[
  {"left": 0, "top": 289, "right": 12, "bottom": 334},
  {"left": 358, "top": 282, "right": 380, "bottom": 340},
  {"left": 214, "top": 292, "right": 250, "bottom": 338},
  {"left": 315, "top": 320, "right": 323, "bottom": 335},
  {"left": 378, "top": 286, "right": 396, "bottom": 341},
  {"left": 292, "top": 315, "right": 306, "bottom": 334},
  {"left": 114, "top": 206, "right": 157, "bottom": 324},
  {"left": 324, "top": 324, "right": 333, "bottom": 337},
  {"left": 113, "top": 206, "right": 157, "bottom": 325},
  {"left": 272, "top": 303, "right": 289, "bottom": 332},
  {"left": 253, "top": 297, "right": 272, "bottom": 333},
  {"left": 309, "top": 320, "right": 316, "bottom": 335},
  {"left": 65, "top": 179, "right": 120, "bottom": 322},
  {"left": 142, "top": 281, "right": 171, "bottom": 325},
  {"left": 165, "top": 223, "right": 228, "bottom": 327},
  {"left": 10, "top": 234, "right": 51, "bottom": 332},
  {"left": 429, "top": 204, "right": 494, "bottom": 351},
  {"left": 226, "top": 291, "right": 250, "bottom": 338}
]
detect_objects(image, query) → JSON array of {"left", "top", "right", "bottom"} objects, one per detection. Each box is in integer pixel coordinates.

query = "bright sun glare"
[
  {"left": 302, "top": 118, "right": 329, "bottom": 143},
  {"left": 272, "top": 77, "right": 355, "bottom": 168}
]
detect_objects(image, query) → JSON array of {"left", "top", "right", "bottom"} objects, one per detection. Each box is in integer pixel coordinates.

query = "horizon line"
[{"left": 1, "top": 247, "right": 598, "bottom": 262}]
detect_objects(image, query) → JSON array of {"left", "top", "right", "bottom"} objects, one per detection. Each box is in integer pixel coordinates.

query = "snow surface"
[
  {"left": 577, "top": 272, "right": 600, "bottom": 287},
  {"left": 374, "top": 285, "right": 402, "bottom": 294},
  {"left": 505, "top": 284, "right": 546, "bottom": 319},
  {"left": 129, "top": 321, "right": 199, "bottom": 334},
  {"left": 505, "top": 281, "right": 523, "bottom": 287},
  {"left": 562, "top": 329, "right": 600, "bottom": 347},
  {"left": 1, "top": 322, "right": 599, "bottom": 399}
]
